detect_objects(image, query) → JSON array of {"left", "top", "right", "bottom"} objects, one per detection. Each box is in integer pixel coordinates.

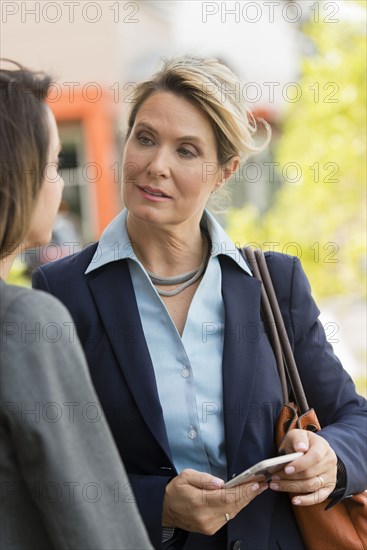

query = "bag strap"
[{"left": 242, "top": 246, "right": 310, "bottom": 414}]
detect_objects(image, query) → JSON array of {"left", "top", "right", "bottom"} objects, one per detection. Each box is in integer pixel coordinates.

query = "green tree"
[{"left": 227, "top": 2, "right": 366, "bottom": 301}]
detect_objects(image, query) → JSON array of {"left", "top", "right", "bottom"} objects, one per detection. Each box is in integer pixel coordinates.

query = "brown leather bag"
[{"left": 243, "top": 247, "right": 367, "bottom": 550}]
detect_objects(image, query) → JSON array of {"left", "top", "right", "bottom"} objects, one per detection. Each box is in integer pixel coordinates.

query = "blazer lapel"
[
  {"left": 87, "top": 255, "right": 262, "bottom": 473},
  {"left": 219, "top": 255, "right": 262, "bottom": 473},
  {"left": 87, "top": 260, "right": 172, "bottom": 461}
]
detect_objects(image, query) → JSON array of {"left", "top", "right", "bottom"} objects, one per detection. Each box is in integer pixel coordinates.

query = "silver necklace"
[{"left": 146, "top": 233, "right": 210, "bottom": 297}]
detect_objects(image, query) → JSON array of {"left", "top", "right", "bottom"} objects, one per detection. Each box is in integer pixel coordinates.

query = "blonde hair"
[{"left": 125, "top": 55, "right": 271, "bottom": 167}]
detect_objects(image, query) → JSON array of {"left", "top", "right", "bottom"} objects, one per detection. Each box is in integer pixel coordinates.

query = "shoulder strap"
[{"left": 242, "top": 246, "right": 310, "bottom": 415}]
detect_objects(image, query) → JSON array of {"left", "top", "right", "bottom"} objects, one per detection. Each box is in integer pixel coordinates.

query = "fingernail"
[
  {"left": 271, "top": 475, "right": 280, "bottom": 481},
  {"left": 292, "top": 496, "right": 302, "bottom": 505},
  {"left": 297, "top": 442, "right": 307, "bottom": 451},
  {"left": 285, "top": 466, "right": 295, "bottom": 474},
  {"left": 211, "top": 477, "right": 224, "bottom": 487},
  {"left": 251, "top": 482, "right": 260, "bottom": 492},
  {"left": 269, "top": 483, "right": 279, "bottom": 491}
]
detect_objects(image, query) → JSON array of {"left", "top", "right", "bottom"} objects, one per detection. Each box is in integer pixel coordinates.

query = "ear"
[{"left": 220, "top": 155, "right": 240, "bottom": 186}]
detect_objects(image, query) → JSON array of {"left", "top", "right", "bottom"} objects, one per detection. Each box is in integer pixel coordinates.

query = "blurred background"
[{"left": 1, "top": 0, "right": 366, "bottom": 393}]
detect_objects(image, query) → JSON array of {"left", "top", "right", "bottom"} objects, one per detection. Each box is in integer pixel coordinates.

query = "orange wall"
[{"left": 48, "top": 88, "right": 120, "bottom": 237}]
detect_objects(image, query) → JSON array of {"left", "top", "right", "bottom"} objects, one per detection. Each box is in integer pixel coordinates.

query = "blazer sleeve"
[
  {"left": 129, "top": 474, "right": 178, "bottom": 548},
  {"left": 282, "top": 256, "right": 367, "bottom": 498},
  {"left": 1, "top": 288, "right": 153, "bottom": 550}
]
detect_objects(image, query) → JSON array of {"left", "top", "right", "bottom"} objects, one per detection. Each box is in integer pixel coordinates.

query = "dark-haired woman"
[{"left": 0, "top": 62, "right": 152, "bottom": 549}]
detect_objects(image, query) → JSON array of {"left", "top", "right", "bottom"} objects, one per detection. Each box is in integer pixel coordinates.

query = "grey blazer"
[{"left": 0, "top": 281, "right": 153, "bottom": 550}]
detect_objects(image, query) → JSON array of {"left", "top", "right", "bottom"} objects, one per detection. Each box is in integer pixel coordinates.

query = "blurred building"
[
  {"left": 2, "top": 1, "right": 176, "bottom": 241},
  {"left": 1, "top": 0, "right": 322, "bottom": 241},
  {"left": 3, "top": 1, "right": 365, "bottom": 385}
]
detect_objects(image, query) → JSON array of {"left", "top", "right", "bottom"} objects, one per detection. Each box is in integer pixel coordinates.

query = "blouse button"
[
  {"left": 188, "top": 427, "right": 197, "bottom": 439},
  {"left": 181, "top": 368, "right": 190, "bottom": 378}
]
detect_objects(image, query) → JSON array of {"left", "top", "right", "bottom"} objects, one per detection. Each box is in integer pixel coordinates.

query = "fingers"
[
  {"left": 202, "top": 480, "right": 269, "bottom": 533},
  {"left": 281, "top": 428, "right": 309, "bottom": 454},
  {"left": 221, "top": 481, "right": 269, "bottom": 517},
  {"left": 269, "top": 473, "right": 336, "bottom": 503},
  {"left": 281, "top": 430, "right": 336, "bottom": 476},
  {"left": 180, "top": 468, "right": 224, "bottom": 489},
  {"left": 291, "top": 479, "right": 335, "bottom": 506},
  {"left": 270, "top": 431, "right": 338, "bottom": 505},
  {"left": 163, "top": 469, "right": 268, "bottom": 536}
]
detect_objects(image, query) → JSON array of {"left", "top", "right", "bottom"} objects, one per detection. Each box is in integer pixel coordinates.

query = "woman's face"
[
  {"left": 25, "top": 107, "right": 64, "bottom": 248},
  {"left": 122, "top": 91, "right": 233, "bottom": 230}
]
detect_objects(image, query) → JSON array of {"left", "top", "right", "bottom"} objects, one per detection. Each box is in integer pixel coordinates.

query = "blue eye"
[
  {"left": 137, "top": 135, "right": 153, "bottom": 146},
  {"left": 178, "top": 147, "right": 195, "bottom": 158}
]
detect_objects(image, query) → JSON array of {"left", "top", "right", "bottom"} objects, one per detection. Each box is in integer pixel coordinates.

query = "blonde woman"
[
  {"left": 33, "top": 56, "right": 367, "bottom": 550},
  {"left": 0, "top": 62, "right": 152, "bottom": 550}
]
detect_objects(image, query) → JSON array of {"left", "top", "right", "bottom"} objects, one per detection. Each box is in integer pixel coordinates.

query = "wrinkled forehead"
[{"left": 133, "top": 90, "right": 217, "bottom": 143}]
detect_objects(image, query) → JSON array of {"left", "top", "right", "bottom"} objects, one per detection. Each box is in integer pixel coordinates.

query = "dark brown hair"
[{"left": 0, "top": 60, "right": 52, "bottom": 259}]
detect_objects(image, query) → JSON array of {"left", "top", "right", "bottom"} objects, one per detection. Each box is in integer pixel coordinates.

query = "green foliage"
[
  {"left": 7, "top": 258, "right": 31, "bottom": 288},
  {"left": 227, "top": 2, "right": 366, "bottom": 301}
]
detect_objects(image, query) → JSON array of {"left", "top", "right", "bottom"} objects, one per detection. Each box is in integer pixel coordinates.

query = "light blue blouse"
[{"left": 86, "top": 209, "right": 251, "bottom": 481}]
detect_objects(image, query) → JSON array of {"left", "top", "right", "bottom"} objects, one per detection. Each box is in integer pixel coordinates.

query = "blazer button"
[{"left": 232, "top": 541, "right": 242, "bottom": 550}]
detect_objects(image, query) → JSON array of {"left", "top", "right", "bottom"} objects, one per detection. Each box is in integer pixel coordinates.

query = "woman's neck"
[
  {"left": 126, "top": 214, "right": 205, "bottom": 277},
  {"left": 0, "top": 253, "right": 17, "bottom": 281}
]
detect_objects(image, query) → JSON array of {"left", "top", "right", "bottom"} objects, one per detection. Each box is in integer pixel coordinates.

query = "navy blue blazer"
[{"left": 33, "top": 247, "right": 367, "bottom": 550}]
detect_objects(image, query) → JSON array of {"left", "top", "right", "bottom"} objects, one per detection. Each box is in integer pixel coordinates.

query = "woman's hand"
[
  {"left": 162, "top": 468, "right": 268, "bottom": 535},
  {"left": 269, "top": 429, "right": 338, "bottom": 506}
]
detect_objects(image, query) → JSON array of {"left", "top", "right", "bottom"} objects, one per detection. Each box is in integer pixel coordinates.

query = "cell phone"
[{"left": 225, "top": 452, "right": 304, "bottom": 488}]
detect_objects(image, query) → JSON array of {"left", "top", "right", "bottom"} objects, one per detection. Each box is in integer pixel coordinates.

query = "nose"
[{"left": 146, "top": 148, "right": 170, "bottom": 179}]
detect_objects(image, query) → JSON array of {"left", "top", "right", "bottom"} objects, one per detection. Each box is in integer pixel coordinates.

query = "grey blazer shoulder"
[{"left": 0, "top": 281, "right": 152, "bottom": 550}]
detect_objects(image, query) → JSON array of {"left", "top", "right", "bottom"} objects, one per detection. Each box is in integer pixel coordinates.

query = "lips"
[{"left": 138, "top": 185, "right": 171, "bottom": 198}]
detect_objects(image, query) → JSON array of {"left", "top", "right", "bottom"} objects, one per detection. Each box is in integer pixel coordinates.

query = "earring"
[{"left": 211, "top": 190, "right": 217, "bottom": 195}]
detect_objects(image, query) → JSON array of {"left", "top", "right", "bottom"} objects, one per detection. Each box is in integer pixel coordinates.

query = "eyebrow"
[{"left": 135, "top": 122, "right": 205, "bottom": 146}]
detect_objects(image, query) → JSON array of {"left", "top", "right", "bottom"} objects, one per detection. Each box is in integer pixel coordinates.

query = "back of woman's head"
[
  {"left": 125, "top": 55, "right": 270, "bottom": 166},
  {"left": 0, "top": 60, "right": 52, "bottom": 260}
]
